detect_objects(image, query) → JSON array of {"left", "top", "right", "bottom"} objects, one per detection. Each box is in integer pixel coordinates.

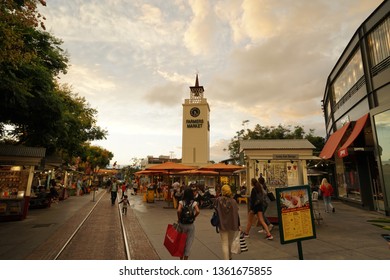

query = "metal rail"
[{"left": 53, "top": 191, "right": 131, "bottom": 260}]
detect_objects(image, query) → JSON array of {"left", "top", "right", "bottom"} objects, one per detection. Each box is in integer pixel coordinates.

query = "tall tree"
[
  {"left": 54, "top": 84, "right": 108, "bottom": 160},
  {"left": 1, "top": 0, "right": 68, "bottom": 141},
  {"left": 0, "top": 0, "right": 108, "bottom": 162}
]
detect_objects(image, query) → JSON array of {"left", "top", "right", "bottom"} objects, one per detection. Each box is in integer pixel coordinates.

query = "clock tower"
[{"left": 182, "top": 75, "right": 210, "bottom": 166}]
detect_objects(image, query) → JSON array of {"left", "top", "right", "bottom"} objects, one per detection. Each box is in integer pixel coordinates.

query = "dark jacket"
[{"left": 214, "top": 196, "right": 239, "bottom": 231}]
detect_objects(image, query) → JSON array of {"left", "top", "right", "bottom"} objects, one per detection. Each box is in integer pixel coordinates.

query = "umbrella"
[
  {"left": 145, "top": 161, "right": 196, "bottom": 184},
  {"left": 135, "top": 170, "right": 167, "bottom": 175},
  {"left": 175, "top": 169, "right": 219, "bottom": 175},
  {"left": 199, "top": 163, "right": 244, "bottom": 184},
  {"left": 199, "top": 163, "right": 244, "bottom": 172},
  {"left": 134, "top": 170, "right": 168, "bottom": 175},
  {"left": 145, "top": 161, "right": 196, "bottom": 172}
]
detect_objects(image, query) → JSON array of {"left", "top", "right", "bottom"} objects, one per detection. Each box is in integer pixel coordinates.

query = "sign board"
[
  {"left": 273, "top": 154, "right": 299, "bottom": 160},
  {"left": 276, "top": 185, "right": 316, "bottom": 244}
]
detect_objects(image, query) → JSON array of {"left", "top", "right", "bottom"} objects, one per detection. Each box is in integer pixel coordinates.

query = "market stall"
[{"left": 0, "top": 145, "right": 46, "bottom": 221}]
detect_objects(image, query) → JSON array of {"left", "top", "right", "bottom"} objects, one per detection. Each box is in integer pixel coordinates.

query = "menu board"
[{"left": 276, "top": 185, "right": 316, "bottom": 244}]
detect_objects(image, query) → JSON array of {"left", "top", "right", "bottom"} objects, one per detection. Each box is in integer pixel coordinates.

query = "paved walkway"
[
  {"left": 0, "top": 190, "right": 389, "bottom": 260},
  {"left": 129, "top": 193, "right": 390, "bottom": 260}
]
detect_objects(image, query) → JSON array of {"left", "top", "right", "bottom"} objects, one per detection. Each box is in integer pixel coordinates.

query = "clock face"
[{"left": 190, "top": 107, "right": 200, "bottom": 117}]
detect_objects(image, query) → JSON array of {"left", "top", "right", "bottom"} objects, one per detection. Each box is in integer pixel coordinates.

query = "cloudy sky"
[{"left": 40, "top": 0, "right": 383, "bottom": 166}]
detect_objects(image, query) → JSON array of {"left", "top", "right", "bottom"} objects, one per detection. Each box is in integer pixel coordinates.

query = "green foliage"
[
  {"left": 54, "top": 84, "right": 108, "bottom": 160},
  {"left": 0, "top": 0, "right": 111, "bottom": 165},
  {"left": 77, "top": 144, "right": 114, "bottom": 173},
  {"left": 228, "top": 123, "right": 325, "bottom": 163}
]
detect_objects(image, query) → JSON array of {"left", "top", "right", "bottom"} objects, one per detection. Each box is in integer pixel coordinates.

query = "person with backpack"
[{"left": 177, "top": 188, "right": 200, "bottom": 260}]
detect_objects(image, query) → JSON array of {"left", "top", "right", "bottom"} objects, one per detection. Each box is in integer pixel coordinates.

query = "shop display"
[{"left": 0, "top": 169, "right": 29, "bottom": 218}]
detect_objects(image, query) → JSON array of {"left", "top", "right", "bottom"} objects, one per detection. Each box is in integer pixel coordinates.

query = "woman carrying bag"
[
  {"left": 214, "top": 185, "right": 240, "bottom": 260},
  {"left": 177, "top": 188, "right": 200, "bottom": 260}
]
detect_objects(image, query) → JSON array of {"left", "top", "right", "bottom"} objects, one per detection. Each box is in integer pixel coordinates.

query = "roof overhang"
[{"left": 0, "top": 145, "right": 46, "bottom": 166}]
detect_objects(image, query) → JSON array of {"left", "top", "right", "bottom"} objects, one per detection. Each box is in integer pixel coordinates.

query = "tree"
[
  {"left": 77, "top": 144, "right": 114, "bottom": 174},
  {"left": 1, "top": 0, "right": 68, "bottom": 145},
  {"left": 0, "top": 0, "right": 108, "bottom": 162},
  {"left": 54, "top": 84, "right": 108, "bottom": 160},
  {"left": 0, "top": 0, "right": 47, "bottom": 68},
  {"left": 227, "top": 123, "right": 325, "bottom": 163}
]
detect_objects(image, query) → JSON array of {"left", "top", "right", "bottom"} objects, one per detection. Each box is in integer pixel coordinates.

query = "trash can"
[{"left": 147, "top": 189, "right": 155, "bottom": 203}]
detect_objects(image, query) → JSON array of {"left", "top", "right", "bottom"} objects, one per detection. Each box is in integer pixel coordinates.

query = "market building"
[
  {"left": 0, "top": 145, "right": 46, "bottom": 221},
  {"left": 320, "top": 1, "right": 389, "bottom": 215},
  {"left": 240, "top": 139, "right": 318, "bottom": 195}
]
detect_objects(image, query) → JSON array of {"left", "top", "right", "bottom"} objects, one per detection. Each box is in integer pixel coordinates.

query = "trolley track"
[{"left": 54, "top": 191, "right": 131, "bottom": 260}]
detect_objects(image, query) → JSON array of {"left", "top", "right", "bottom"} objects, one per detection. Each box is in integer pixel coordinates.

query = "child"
[{"left": 118, "top": 195, "right": 130, "bottom": 215}]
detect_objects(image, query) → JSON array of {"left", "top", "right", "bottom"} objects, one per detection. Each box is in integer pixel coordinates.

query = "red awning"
[
  {"left": 319, "top": 123, "right": 350, "bottom": 159},
  {"left": 338, "top": 114, "right": 369, "bottom": 158}
]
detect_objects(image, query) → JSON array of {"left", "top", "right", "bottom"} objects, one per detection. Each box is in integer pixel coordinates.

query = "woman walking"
[
  {"left": 177, "top": 188, "right": 200, "bottom": 260},
  {"left": 320, "top": 178, "right": 335, "bottom": 213},
  {"left": 242, "top": 178, "right": 273, "bottom": 240},
  {"left": 214, "top": 185, "right": 240, "bottom": 260}
]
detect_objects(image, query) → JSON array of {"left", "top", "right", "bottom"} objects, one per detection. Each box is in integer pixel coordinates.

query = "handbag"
[
  {"left": 163, "top": 223, "right": 187, "bottom": 257},
  {"left": 240, "top": 234, "right": 248, "bottom": 252},
  {"left": 267, "top": 192, "right": 276, "bottom": 201},
  {"left": 210, "top": 209, "right": 220, "bottom": 233},
  {"left": 230, "top": 231, "right": 241, "bottom": 254}
]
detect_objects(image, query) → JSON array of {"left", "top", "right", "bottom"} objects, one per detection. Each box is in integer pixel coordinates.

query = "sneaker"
[
  {"left": 258, "top": 229, "right": 265, "bottom": 233},
  {"left": 240, "top": 232, "right": 250, "bottom": 238},
  {"left": 266, "top": 234, "right": 273, "bottom": 240},
  {"left": 268, "top": 224, "right": 274, "bottom": 232},
  {"left": 332, "top": 207, "right": 335, "bottom": 213}
]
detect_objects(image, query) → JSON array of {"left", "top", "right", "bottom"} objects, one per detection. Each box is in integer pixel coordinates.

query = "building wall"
[
  {"left": 322, "top": 1, "right": 390, "bottom": 215},
  {"left": 182, "top": 100, "right": 210, "bottom": 166}
]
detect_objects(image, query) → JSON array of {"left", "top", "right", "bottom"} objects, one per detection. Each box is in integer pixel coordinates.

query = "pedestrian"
[
  {"left": 214, "top": 185, "right": 240, "bottom": 260},
  {"left": 177, "top": 188, "right": 200, "bottom": 260},
  {"left": 76, "top": 178, "right": 83, "bottom": 196},
  {"left": 105, "top": 177, "right": 112, "bottom": 193},
  {"left": 132, "top": 180, "right": 138, "bottom": 195},
  {"left": 121, "top": 181, "right": 127, "bottom": 198},
  {"left": 320, "top": 178, "right": 335, "bottom": 213},
  {"left": 118, "top": 195, "right": 130, "bottom": 215},
  {"left": 258, "top": 177, "right": 273, "bottom": 234},
  {"left": 110, "top": 178, "right": 119, "bottom": 205},
  {"left": 242, "top": 178, "right": 273, "bottom": 240}
]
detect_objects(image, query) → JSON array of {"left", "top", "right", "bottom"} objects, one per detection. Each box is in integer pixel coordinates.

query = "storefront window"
[
  {"left": 374, "top": 109, "right": 390, "bottom": 211},
  {"left": 335, "top": 155, "right": 361, "bottom": 202},
  {"left": 368, "top": 17, "right": 390, "bottom": 66},
  {"left": 333, "top": 49, "right": 364, "bottom": 104}
]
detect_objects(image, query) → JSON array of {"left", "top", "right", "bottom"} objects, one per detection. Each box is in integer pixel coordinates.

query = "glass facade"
[
  {"left": 333, "top": 49, "right": 364, "bottom": 104},
  {"left": 368, "top": 17, "right": 390, "bottom": 66},
  {"left": 374, "top": 110, "right": 390, "bottom": 212}
]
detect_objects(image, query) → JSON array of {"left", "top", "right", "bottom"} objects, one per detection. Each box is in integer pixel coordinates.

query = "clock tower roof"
[{"left": 190, "top": 74, "right": 204, "bottom": 95}]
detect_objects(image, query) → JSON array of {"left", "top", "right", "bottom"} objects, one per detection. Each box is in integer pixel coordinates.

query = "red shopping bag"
[{"left": 163, "top": 224, "right": 187, "bottom": 257}]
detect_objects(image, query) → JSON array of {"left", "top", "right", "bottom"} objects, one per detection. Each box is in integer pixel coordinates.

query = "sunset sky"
[{"left": 40, "top": 0, "right": 383, "bottom": 166}]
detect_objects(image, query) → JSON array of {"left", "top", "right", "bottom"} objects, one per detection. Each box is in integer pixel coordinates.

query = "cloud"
[
  {"left": 40, "top": 0, "right": 383, "bottom": 165},
  {"left": 184, "top": 0, "right": 219, "bottom": 55},
  {"left": 144, "top": 82, "right": 186, "bottom": 106}
]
